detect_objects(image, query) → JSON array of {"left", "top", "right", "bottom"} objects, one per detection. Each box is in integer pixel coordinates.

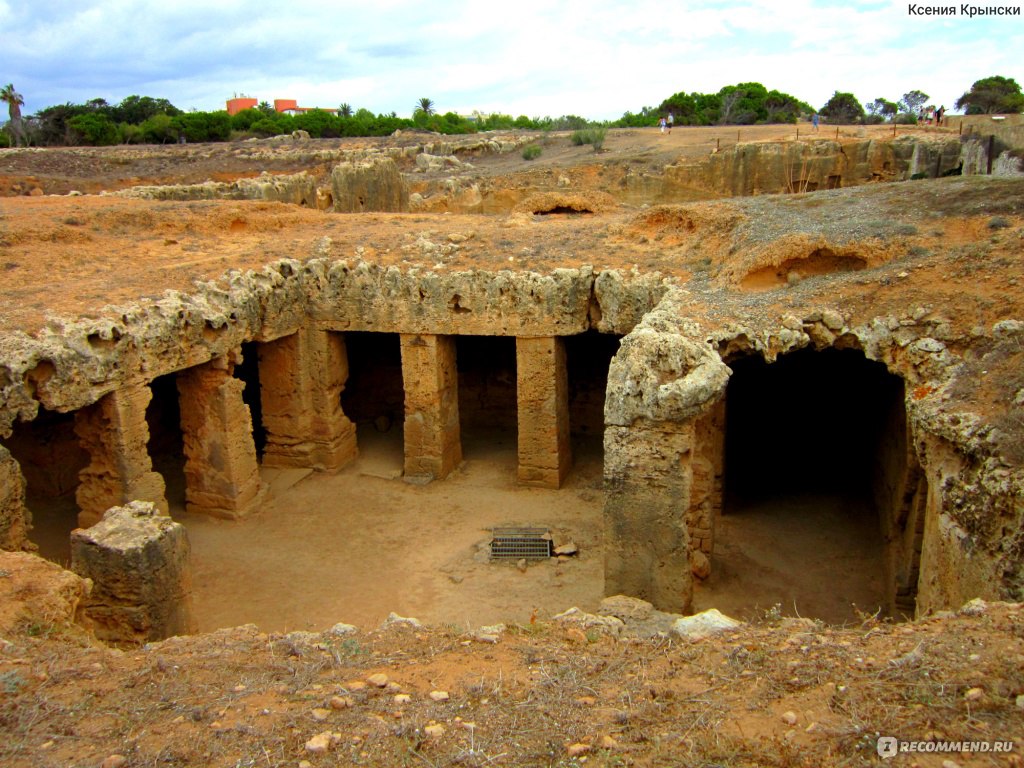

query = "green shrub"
[
  {"left": 988, "top": 216, "right": 1011, "bottom": 230},
  {"left": 570, "top": 127, "right": 606, "bottom": 150},
  {"left": 522, "top": 144, "right": 542, "bottom": 160}
]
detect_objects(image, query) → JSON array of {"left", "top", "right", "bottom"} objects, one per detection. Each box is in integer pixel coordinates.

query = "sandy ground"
[
  {"left": 182, "top": 430, "right": 607, "bottom": 633},
  {"left": 26, "top": 429, "right": 887, "bottom": 632}
]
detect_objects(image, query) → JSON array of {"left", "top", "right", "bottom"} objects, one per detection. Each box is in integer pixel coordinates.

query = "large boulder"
[
  {"left": 331, "top": 156, "right": 409, "bottom": 213},
  {"left": 71, "top": 500, "right": 195, "bottom": 646}
]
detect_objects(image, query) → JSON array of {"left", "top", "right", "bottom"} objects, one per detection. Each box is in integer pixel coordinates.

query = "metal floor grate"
[{"left": 490, "top": 527, "right": 552, "bottom": 561}]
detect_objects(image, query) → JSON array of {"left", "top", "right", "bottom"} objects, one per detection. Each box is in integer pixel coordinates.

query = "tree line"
[{"left": 2, "top": 76, "right": 1021, "bottom": 148}]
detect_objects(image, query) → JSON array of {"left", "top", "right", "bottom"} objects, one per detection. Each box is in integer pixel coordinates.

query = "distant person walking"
[
  {"left": 667, "top": 112, "right": 674, "bottom": 133},
  {"left": 811, "top": 112, "right": 819, "bottom": 132},
  {"left": 936, "top": 105, "right": 945, "bottom": 125},
  {"left": 659, "top": 116, "right": 666, "bottom": 133}
]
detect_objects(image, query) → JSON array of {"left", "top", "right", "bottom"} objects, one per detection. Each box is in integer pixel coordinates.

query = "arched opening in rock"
[
  {"left": 741, "top": 249, "right": 867, "bottom": 291},
  {"left": 1, "top": 407, "right": 86, "bottom": 561},
  {"left": 565, "top": 331, "right": 621, "bottom": 465},
  {"left": 533, "top": 206, "right": 594, "bottom": 216},
  {"left": 341, "top": 332, "right": 405, "bottom": 475},
  {"left": 456, "top": 335, "right": 517, "bottom": 464},
  {"left": 698, "top": 346, "right": 919, "bottom": 623}
]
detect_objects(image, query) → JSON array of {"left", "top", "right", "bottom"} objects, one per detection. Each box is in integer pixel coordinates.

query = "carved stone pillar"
[
  {"left": 176, "top": 356, "right": 264, "bottom": 519},
  {"left": 258, "top": 328, "right": 357, "bottom": 472},
  {"left": 400, "top": 334, "right": 461, "bottom": 482},
  {"left": 74, "top": 384, "right": 168, "bottom": 528},
  {"left": 516, "top": 336, "right": 571, "bottom": 488}
]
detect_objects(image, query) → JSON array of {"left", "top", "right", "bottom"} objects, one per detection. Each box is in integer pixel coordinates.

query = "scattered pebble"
[
  {"left": 304, "top": 732, "right": 332, "bottom": 753},
  {"left": 964, "top": 687, "right": 983, "bottom": 701},
  {"left": 429, "top": 690, "right": 450, "bottom": 702},
  {"left": 424, "top": 723, "right": 445, "bottom": 739},
  {"left": 101, "top": 757, "right": 127, "bottom": 768},
  {"left": 311, "top": 708, "right": 331, "bottom": 721},
  {"left": 367, "top": 673, "right": 389, "bottom": 688},
  {"left": 330, "top": 696, "right": 353, "bottom": 709},
  {"left": 394, "top": 694, "right": 412, "bottom": 705},
  {"left": 781, "top": 711, "right": 798, "bottom": 725}
]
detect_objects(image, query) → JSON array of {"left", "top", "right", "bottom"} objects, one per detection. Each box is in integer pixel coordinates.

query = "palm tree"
[
  {"left": 415, "top": 97, "right": 435, "bottom": 117},
  {"left": 1, "top": 83, "right": 25, "bottom": 147},
  {"left": 338, "top": 103, "right": 353, "bottom": 119}
]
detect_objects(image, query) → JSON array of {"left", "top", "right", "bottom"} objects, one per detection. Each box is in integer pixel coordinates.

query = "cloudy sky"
[{"left": 2, "top": 0, "right": 1022, "bottom": 119}]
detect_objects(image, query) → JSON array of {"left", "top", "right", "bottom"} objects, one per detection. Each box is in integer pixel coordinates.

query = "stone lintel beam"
[
  {"left": 516, "top": 336, "right": 571, "bottom": 489},
  {"left": 258, "top": 328, "right": 357, "bottom": 472},
  {"left": 74, "top": 383, "right": 168, "bottom": 528},
  {"left": 176, "top": 356, "right": 265, "bottom": 519},
  {"left": 400, "top": 334, "right": 461, "bottom": 482},
  {"left": 71, "top": 500, "right": 195, "bottom": 646}
]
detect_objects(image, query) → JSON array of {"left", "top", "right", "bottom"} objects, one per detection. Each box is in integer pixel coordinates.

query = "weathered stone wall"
[
  {"left": 0, "top": 444, "right": 32, "bottom": 551},
  {"left": 70, "top": 500, "right": 194, "bottom": 646},
  {"left": 870, "top": 385, "right": 924, "bottom": 615},
  {"left": 662, "top": 137, "right": 963, "bottom": 199},
  {"left": 113, "top": 171, "right": 318, "bottom": 207},
  {"left": 0, "top": 259, "right": 659, "bottom": 440},
  {"left": 688, "top": 400, "right": 725, "bottom": 557},
  {"left": 307, "top": 263, "right": 597, "bottom": 337},
  {"left": 331, "top": 157, "right": 409, "bottom": 213}
]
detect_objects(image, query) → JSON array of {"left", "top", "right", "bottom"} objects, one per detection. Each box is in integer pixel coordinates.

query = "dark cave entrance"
[
  {"left": 237, "top": 342, "right": 266, "bottom": 460},
  {"left": 1, "top": 407, "right": 87, "bottom": 563},
  {"left": 342, "top": 332, "right": 406, "bottom": 474},
  {"left": 703, "top": 346, "right": 916, "bottom": 622},
  {"left": 456, "top": 335, "right": 517, "bottom": 464},
  {"left": 146, "top": 371, "right": 186, "bottom": 513},
  {"left": 565, "top": 331, "right": 621, "bottom": 465}
]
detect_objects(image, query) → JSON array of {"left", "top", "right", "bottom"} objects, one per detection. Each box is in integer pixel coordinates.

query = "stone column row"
[
  {"left": 69, "top": 329, "right": 576, "bottom": 529},
  {"left": 399, "top": 333, "right": 573, "bottom": 489}
]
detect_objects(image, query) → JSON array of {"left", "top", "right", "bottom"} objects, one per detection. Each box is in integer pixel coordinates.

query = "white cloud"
[{"left": 2, "top": 0, "right": 1020, "bottom": 119}]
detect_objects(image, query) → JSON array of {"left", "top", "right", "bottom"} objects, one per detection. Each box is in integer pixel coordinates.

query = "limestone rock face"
[
  {"left": 305, "top": 261, "right": 596, "bottom": 337},
  {"left": 662, "top": 137, "right": 962, "bottom": 199},
  {"left": 604, "top": 292, "right": 730, "bottom": 427},
  {"left": 0, "top": 550, "right": 91, "bottom": 636},
  {"left": 0, "top": 444, "right": 32, "bottom": 551},
  {"left": 114, "top": 172, "right": 317, "bottom": 207},
  {"left": 70, "top": 500, "right": 195, "bottom": 646},
  {"left": 331, "top": 157, "right": 409, "bottom": 213}
]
